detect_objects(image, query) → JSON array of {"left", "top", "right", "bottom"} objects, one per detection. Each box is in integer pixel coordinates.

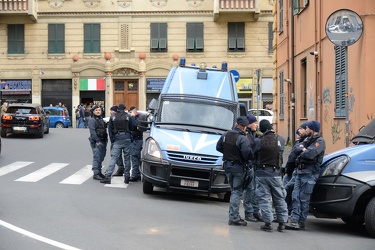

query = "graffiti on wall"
[
  {"left": 322, "top": 87, "right": 331, "bottom": 124},
  {"left": 348, "top": 87, "right": 355, "bottom": 114},
  {"left": 331, "top": 120, "right": 342, "bottom": 144}
]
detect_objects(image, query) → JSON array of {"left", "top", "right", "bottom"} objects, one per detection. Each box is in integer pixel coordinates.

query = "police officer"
[
  {"left": 255, "top": 119, "right": 288, "bottom": 232},
  {"left": 108, "top": 105, "right": 125, "bottom": 177},
  {"left": 283, "top": 122, "right": 309, "bottom": 214},
  {"left": 285, "top": 120, "right": 326, "bottom": 230},
  {"left": 216, "top": 116, "right": 254, "bottom": 226},
  {"left": 243, "top": 114, "right": 262, "bottom": 222},
  {"left": 88, "top": 105, "right": 108, "bottom": 180},
  {"left": 128, "top": 106, "right": 143, "bottom": 182},
  {"left": 101, "top": 104, "right": 137, "bottom": 184}
]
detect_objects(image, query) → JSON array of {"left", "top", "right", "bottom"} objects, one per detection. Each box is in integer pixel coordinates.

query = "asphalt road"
[{"left": 0, "top": 129, "right": 374, "bottom": 250}]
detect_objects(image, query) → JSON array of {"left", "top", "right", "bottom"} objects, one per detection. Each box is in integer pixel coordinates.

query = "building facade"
[
  {"left": 274, "top": 0, "right": 375, "bottom": 153},
  {"left": 0, "top": 0, "right": 275, "bottom": 126}
]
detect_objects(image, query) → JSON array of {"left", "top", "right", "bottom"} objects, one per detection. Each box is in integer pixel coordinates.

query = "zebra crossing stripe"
[
  {"left": 0, "top": 161, "right": 34, "bottom": 177},
  {"left": 60, "top": 165, "right": 93, "bottom": 185},
  {"left": 15, "top": 163, "right": 69, "bottom": 182}
]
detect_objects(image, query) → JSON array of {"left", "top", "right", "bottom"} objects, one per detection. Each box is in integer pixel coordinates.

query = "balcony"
[
  {"left": 0, "top": 0, "right": 37, "bottom": 22},
  {"left": 213, "top": 0, "right": 260, "bottom": 22}
]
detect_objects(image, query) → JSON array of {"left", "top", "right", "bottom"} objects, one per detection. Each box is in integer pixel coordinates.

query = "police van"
[{"left": 138, "top": 58, "right": 240, "bottom": 201}]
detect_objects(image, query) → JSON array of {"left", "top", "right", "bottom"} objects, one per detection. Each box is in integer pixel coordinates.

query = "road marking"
[
  {"left": 104, "top": 176, "right": 129, "bottom": 188},
  {"left": 60, "top": 165, "right": 93, "bottom": 185},
  {"left": 0, "top": 161, "right": 34, "bottom": 176},
  {"left": 0, "top": 219, "right": 81, "bottom": 250},
  {"left": 15, "top": 163, "right": 69, "bottom": 182}
]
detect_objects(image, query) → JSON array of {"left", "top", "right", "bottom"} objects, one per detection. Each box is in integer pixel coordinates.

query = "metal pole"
[
  {"left": 344, "top": 46, "right": 349, "bottom": 147},
  {"left": 256, "top": 69, "right": 261, "bottom": 121}
]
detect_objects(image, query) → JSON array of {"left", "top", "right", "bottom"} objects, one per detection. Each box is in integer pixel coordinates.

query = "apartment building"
[
  {"left": 0, "top": 0, "right": 275, "bottom": 125},
  {"left": 274, "top": 0, "right": 375, "bottom": 153}
]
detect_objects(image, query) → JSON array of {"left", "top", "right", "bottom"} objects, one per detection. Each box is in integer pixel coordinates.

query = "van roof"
[{"left": 162, "top": 66, "right": 236, "bottom": 101}]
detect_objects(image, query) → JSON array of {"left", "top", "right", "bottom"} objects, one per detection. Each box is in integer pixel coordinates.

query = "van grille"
[{"left": 166, "top": 151, "right": 218, "bottom": 165}]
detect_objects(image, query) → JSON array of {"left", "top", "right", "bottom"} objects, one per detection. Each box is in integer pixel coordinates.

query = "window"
[
  {"left": 268, "top": 22, "right": 273, "bottom": 53},
  {"left": 279, "top": 71, "right": 284, "bottom": 119},
  {"left": 301, "top": 58, "right": 307, "bottom": 117},
  {"left": 334, "top": 46, "right": 347, "bottom": 117},
  {"left": 228, "top": 23, "right": 245, "bottom": 52},
  {"left": 8, "top": 24, "right": 24, "bottom": 54},
  {"left": 48, "top": 24, "right": 65, "bottom": 54},
  {"left": 150, "top": 23, "right": 167, "bottom": 52},
  {"left": 293, "top": 0, "right": 309, "bottom": 15},
  {"left": 279, "top": 0, "right": 283, "bottom": 33},
  {"left": 84, "top": 24, "right": 100, "bottom": 53},
  {"left": 186, "top": 23, "right": 204, "bottom": 52}
]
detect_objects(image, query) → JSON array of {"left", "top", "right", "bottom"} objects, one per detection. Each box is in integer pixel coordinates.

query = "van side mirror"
[{"left": 148, "top": 98, "right": 158, "bottom": 111}]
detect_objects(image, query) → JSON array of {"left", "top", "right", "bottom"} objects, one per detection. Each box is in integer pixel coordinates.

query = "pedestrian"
[
  {"left": 255, "top": 119, "right": 288, "bottom": 232},
  {"left": 1, "top": 102, "right": 8, "bottom": 117},
  {"left": 285, "top": 120, "right": 326, "bottom": 230},
  {"left": 243, "top": 114, "right": 262, "bottom": 222},
  {"left": 108, "top": 105, "right": 125, "bottom": 177},
  {"left": 216, "top": 116, "right": 254, "bottom": 226},
  {"left": 88, "top": 105, "right": 108, "bottom": 180},
  {"left": 84, "top": 105, "right": 91, "bottom": 128},
  {"left": 77, "top": 104, "right": 85, "bottom": 128},
  {"left": 101, "top": 104, "right": 137, "bottom": 184},
  {"left": 128, "top": 106, "right": 143, "bottom": 182},
  {"left": 283, "top": 122, "right": 309, "bottom": 214}
]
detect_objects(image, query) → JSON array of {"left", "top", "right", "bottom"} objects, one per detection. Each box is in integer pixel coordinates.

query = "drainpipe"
[{"left": 291, "top": 1, "right": 296, "bottom": 143}]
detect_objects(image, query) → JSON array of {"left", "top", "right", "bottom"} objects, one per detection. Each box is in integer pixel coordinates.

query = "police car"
[{"left": 310, "top": 119, "right": 375, "bottom": 238}]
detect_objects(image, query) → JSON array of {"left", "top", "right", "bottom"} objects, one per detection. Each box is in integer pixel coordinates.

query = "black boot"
[
  {"left": 100, "top": 175, "right": 111, "bottom": 184},
  {"left": 260, "top": 223, "right": 273, "bottom": 232},
  {"left": 93, "top": 174, "right": 104, "bottom": 180},
  {"left": 124, "top": 176, "right": 130, "bottom": 184},
  {"left": 113, "top": 169, "right": 124, "bottom": 176},
  {"left": 277, "top": 223, "right": 285, "bottom": 232}
]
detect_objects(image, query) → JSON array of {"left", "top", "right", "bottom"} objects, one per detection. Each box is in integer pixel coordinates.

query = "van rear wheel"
[{"left": 143, "top": 179, "right": 154, "bottom": 194}]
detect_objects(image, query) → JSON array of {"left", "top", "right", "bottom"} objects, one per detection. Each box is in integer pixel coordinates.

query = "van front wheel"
[
  {"left": 365, "top": 196, "right": 375, "bottom": 238},
  {"left": 143, "top": 179, "right": 154, "bottom": 194}
]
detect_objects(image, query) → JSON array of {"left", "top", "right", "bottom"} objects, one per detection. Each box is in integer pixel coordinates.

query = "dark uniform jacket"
[
  {"left": 216, "top": 127, "right": 253, "bottom": 173},
  {"left": 88, "top": 115, "right": 108, "bottom": 143},
  {"left": 284, "top": 135, "right": 308, "bottom": 176},
  {"left": 296, "top": 133, "right": 326, "bottom": 173}
]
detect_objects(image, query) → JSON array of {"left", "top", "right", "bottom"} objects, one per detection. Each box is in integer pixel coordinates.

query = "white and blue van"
[{"left": 139, "top": 59, "right": 240, "bottom": 201}]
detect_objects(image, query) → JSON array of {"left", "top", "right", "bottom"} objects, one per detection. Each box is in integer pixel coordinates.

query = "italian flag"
[{"left": 80, "top": 79, "right": 105, "bottom": 91}]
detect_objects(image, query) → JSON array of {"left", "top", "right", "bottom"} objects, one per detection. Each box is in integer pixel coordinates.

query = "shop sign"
[
  {"left": 146, "top": 78, "right": 166, "bottom": 93},
  {"left": 0, "top": 80, "right": 32, "bottom": 90}
]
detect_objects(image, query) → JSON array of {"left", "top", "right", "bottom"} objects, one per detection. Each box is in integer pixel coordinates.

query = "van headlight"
[
  {"left": 320, "top": 155, "right": 349, "bottom": 176},
  {"left": 145, "top": 139, "right": 162, "bottom": 160}
]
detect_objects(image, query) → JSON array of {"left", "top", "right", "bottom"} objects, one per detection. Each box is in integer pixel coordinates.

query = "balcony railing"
[
  {"left": 214, "top": 0, "right": 260, "bottom": 21},
  {"left": 0, "top": 0, "right": 37, "bottom": 22}
]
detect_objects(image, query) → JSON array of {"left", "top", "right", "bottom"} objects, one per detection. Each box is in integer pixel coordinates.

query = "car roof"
[
  {"left": 43, "top": 106, "right": 66, "bottom": 110},
  {"left": 351, "top": 119, "right": 375, "bottom": 144}
]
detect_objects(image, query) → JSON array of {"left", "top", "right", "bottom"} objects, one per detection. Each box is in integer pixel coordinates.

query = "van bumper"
[{"left": 141, "top": 160, "right": 230, "bottom": 195}]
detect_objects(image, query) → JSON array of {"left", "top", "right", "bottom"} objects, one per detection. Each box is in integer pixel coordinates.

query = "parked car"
[
  {"left": 310, "top": 119, "right": 375, "bottom": 238},
  {"left": 43, "top": 106, "right": 71, "bottom": 128},
  {"left": 248, "top": 109, "right": 274, "bottom": 124},
  {"left": 1, "top": 103, "right": 50, "bottom": 138}
]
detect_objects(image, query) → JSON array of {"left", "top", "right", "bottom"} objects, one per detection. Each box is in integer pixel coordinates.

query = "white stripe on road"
[
  {"left": 104, "top": 176, "right": 129, "bottom": 189},
  {"left": 0, "top": 219, "right": 81, "bottom": 250},
  {"left": 60, "top": 165, "right": 93, "bottom": 185},
  {"left": 0, "top": 161, "right": 34, "bottom": 176},
  {"left": 15, "top": 163, "right": 69, "bottom": 182}
]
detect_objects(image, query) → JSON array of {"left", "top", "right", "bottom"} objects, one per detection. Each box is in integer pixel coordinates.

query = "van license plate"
[{"left": 180, "top": 179, "right": 198, "bottom": 188}]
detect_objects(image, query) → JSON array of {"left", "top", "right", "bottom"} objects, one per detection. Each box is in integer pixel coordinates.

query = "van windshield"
[{"left": 158, "top": 100, "right": 235, "bottom": 131}]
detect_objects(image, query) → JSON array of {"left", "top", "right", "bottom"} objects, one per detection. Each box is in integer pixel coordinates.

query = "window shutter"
[
  {"left": 159, "top": 23, "right": 167, "bottom": 50},
  {"left": 195, "top": 23, "right": 204, "bottom": 50},
  {"left": 293, "top": 0, "right": 300, "bottom": 15},
  {"left": 268, "top": 22, "right": 273, "bottom": 52},
  {"left": 56, "top": 24, "right": 65, "bottom": 53},
  {"left": 186, "top": 23, "right": 195, "bottom": 50},
  {"left": 334, "top": 46, "right": 347, "bottom": 117},
  {"left": 279, "top": 71, "right": 284, "bottom": 119},
  {"left": 279, "top": 0, "right": 283, "bottom": 32}
]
